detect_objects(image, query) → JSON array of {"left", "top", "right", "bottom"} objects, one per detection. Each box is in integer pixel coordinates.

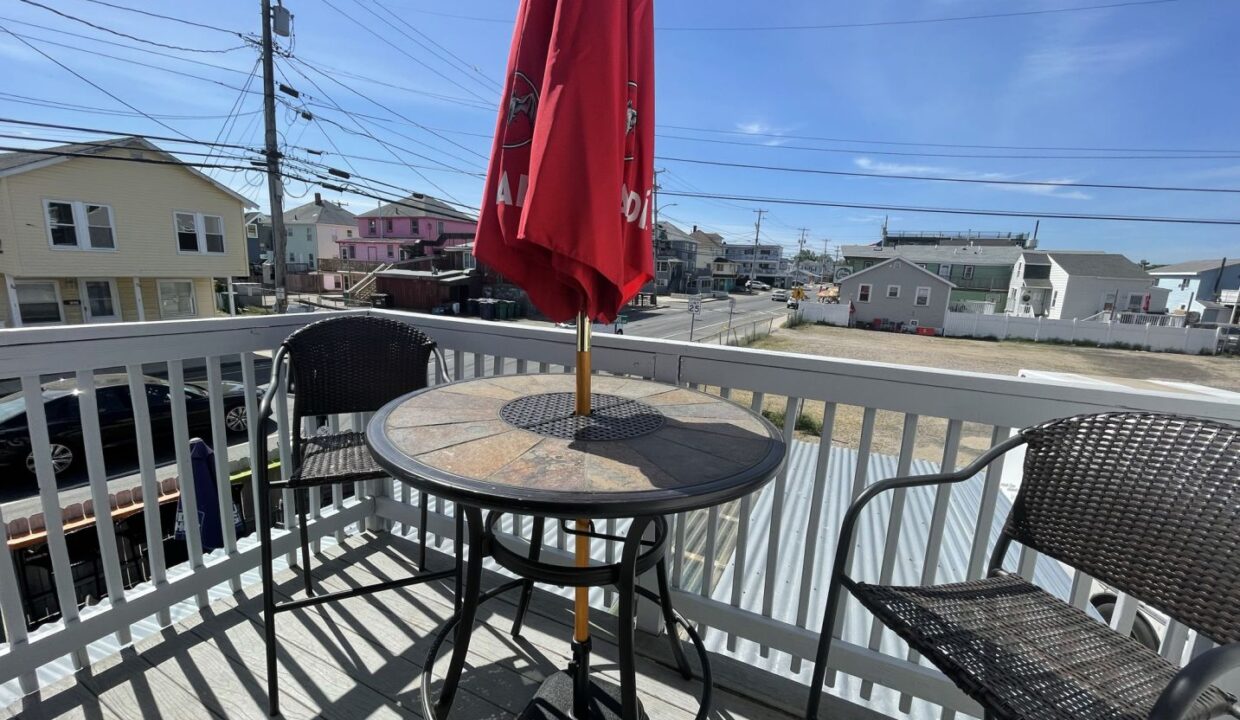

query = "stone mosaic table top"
[{"left": 366, "top": 373, "right": 785, "bottom": 518}]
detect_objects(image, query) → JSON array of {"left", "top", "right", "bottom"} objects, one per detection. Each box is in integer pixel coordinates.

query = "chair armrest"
[
  {"left": 256, "top": 346, "right": 288, "bottom": 424},
  {"left": 832, "top": 433, "right": 1026, "bottom": 583},
  {"left": 432, "top": 346, "right": 450, "bottom": 385},
  {"left": 1149, "top": 643, "right": 1240, "bottom": 720}
]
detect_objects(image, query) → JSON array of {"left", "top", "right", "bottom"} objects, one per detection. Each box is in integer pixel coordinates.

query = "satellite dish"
[
  {"left": 1021, "top": 293, "right": 1032, "bottom": 302},
  {"left": 834, "top": 267, "right": 852, "bottom": 282}
]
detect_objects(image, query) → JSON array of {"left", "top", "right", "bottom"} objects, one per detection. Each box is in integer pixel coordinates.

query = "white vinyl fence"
[
  {"left": 944, "top": 311, "right": 1222, "bottom": 354},
  {"left": 796, "top": 303, "right": 851, "bottom": 327}
]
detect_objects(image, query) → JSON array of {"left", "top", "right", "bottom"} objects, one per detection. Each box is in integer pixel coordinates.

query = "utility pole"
[
  {"left": 751, "top": 208, "right": 766, "bottom": 286},
  {"left": 652, "top": 168, "right": 663, "bottom": 295},
  {"left": 796, "top": 227, "right": 808, "bottom": 281},
  {"left": 261, "top": 0, "right": 290, "bottom": 313}
]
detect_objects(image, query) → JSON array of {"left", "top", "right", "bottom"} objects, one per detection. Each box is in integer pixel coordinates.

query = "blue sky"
[{"left": 1, "top": 0, "right": 1237, "bottom": 263}]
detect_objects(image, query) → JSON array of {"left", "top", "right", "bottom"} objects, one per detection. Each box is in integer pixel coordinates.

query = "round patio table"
[{"left": 367, "top": 373, "right": 785, "bottom": 719}]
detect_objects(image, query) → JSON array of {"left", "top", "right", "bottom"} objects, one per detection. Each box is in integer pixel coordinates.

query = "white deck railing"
[{"left": 1, "top": 310, "right": 1237, "bottom": 718}]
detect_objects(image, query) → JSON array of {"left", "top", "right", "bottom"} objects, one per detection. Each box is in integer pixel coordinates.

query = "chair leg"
[
  {"left": 806, "top": 570, "right": 850, "bottom": 720},
  {"left": 297, "top": 488, "right": 313, "bottom": 598},
  {"left": 511, "top": 515, "right": 545, "bottom": 637},
  {"left": 418, "top": 491, "right": 428, "bottom": 569},
  {"left": 454, "top": 511, "right": 465, "bottom": 613},
  {"left": 258, "top": 482, "right": 279, "bottom": 717}
]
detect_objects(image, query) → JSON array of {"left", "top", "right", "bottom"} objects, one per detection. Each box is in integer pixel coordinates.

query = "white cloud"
[
  {"left": 736, "top": 121, "right": 789, "bottom": 146},
  {"left": 1017, "top": 41, "right": 1166, "bottom": 86},
  {"left": 853, "top": 156, "right": 1092, "bottom": 200}
]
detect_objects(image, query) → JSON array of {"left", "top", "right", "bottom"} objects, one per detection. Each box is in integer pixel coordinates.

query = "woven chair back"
[
  {"left": 1007, "top": 412, "right": 1240, "bottom": 644},
  {"left": 284, "top": 315, "right": 435, "bottom": 419}
]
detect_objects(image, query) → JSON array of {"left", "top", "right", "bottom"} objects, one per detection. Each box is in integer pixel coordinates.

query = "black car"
[{"left": 0, "top": 374, "right": 251, "bottom": 477}]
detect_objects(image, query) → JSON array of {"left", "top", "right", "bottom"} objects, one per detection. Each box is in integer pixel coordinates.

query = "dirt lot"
[{"left": 712, "top": 324, "right": 1239, "bottom": 467}]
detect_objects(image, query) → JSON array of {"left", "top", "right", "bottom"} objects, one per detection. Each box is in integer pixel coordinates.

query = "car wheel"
[
  {"left": 26, "top": 443, "right": 75, "bottom": 476},
  {"left": 225, "top": 405, "right": 249, "bottom": 433}
]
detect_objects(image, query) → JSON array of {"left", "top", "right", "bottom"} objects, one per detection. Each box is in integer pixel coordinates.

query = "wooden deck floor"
[{"left": 2, "top": 534, "right": 799, "bottom": 720}]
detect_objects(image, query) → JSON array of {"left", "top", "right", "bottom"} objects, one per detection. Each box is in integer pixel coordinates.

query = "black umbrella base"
[{"left": 516, "top": 671, "right": 648, "bottom": 720}]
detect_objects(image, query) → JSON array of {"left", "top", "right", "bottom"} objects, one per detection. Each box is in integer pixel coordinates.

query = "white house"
[
  {"left": 837, "top": 257, "right": 954, "bottom": 330},
  {"left": 1007, "top": 250, "right": 1165, "bottom": 320}
]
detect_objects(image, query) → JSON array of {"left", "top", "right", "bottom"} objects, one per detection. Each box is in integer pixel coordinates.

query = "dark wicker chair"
[
  {"left": 806, "top": 412, "right": 1240, "bottom": 720},
  {"left": 254, "top": 314, "right": 458, "bottom": 717}
]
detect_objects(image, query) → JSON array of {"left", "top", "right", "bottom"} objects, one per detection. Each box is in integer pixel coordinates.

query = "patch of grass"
[{"left": 762, "top": 408, "right": 823, "bottom": 435}]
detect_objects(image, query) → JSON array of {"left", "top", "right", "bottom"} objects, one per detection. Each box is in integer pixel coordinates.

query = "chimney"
[
  {"left": 692, "top": 225, "right": 698, "bottom": 233},
  {"left": 314, "top": 192, "right": 323, "bottom": 206}
]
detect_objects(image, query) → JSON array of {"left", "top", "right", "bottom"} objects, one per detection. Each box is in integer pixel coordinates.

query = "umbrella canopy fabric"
[{"left": 474, "top": 0, "right": 655, "bottom": 323}]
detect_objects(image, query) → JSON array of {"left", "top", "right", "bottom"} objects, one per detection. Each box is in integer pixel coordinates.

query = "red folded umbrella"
[{"left": 474, "top": 0, "right": 655, "bottom": 324}]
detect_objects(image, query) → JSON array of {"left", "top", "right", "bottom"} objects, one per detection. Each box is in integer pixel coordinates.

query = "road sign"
[{"left": 687, "top": 297, "right": 702, "bottom": 315}]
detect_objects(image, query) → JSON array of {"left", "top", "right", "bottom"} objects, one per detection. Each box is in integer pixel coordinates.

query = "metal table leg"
[{"left": 432, "top": 505, "right": 485, "bottom": 718}]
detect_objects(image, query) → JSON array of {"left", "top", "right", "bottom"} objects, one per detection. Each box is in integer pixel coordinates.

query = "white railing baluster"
[
  {"left": 719, "top": 387, "right": 731, "bottom": 400},
  {"left": 239, "top": 352, "right": 263, "bottom": 536},
  {"left": 125, "top": 365, "right": 171, "bottom": 624},
  {"left": 789, "top": 401, "right": 837, "bottom": 673},
  {"left": 493, "top": 355, "right": 506, "bottom": 376},
  {"left": 203, "top": 358, "right": 241, "bottom": 591},
  {"left": 302, "top": 416, "right": 322, "bottom": 553},
  {"left": 538, "top": 361, "right": 550, "bottom": 374},
  {"left": 759, "top": 396, "right": 800, "bottom": 657},
  {"left": 702, "top": 506, "right": 718, "bottom": 599},
  {"left": 516, "top": 358, "right": 528, "bottom": 374},
  {"left": 0, "top": 500, "right": 36, "bottom": 693},
  {"left": 966, "top": 426, "right": 1012, "bottom": 580},
  {"left": 672, "top": 511, "right": 686, "bottom": 587},
  {"left": 453, "top": 349, "right": 465, "bottom": 381},
  {"left": 328, "top": 414, "right": 345, "bottom": 542},
  {"left": 75, "top": 370, "right": 136, "bottom": 634},
  {"left": 1069, "top": 568, "right": 1093, "bottom": 611},
  {"left": 858, "top": 412, "right": 918, "bottom": 695},
  {"left": 164, "top": 362, "right": 206, "bottom": 609},
  {"left": 22, "top": 375, "right": 88, "bottom": 669},
  {"left": 1108, "top": 592, "right": 1139, "bottom": 636},
  {"left": 473, "top": 353, "right": 485, "bottom": 379},
  {"left": 1016, "top": 545, "right": 1039, "bottom": 580},
  {"left": 274, "top": 366, "right": 296, "bottom": 566},
  {"left": 1160, "top": 621, "right": 1190, "bottom": 662},
  {"left": 605, "top": 517, "right": 617, "bottom": 605},
  {"left": 899, "top": 418, "right": 963, "bottom": 713}
]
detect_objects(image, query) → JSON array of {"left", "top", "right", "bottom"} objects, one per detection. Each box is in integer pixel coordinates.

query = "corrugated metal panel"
[{"left": 700, "top": 438, "right": 1074, "bottom": 719}]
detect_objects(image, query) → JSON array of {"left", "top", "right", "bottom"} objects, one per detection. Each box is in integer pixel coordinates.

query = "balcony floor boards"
[{"left": 2, "top": 533, "right": 796, "bottom": 720}]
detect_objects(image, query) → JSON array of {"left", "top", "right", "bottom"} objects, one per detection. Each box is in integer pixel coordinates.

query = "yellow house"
[{"left": 0, "top": 137, "right": 254, "bottom": 327}]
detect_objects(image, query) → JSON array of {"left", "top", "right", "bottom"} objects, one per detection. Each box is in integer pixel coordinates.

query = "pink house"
[{"left": 339, "top": 194, "right": 476, "bottom": 263}]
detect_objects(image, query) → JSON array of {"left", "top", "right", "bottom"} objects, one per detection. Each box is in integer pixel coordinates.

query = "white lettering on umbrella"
[
  {"left": 621, "top": 183, "right": 643, "bottom": 222},
  {"left": 496, "top": 173, "right": 531, "bottom": 207}
]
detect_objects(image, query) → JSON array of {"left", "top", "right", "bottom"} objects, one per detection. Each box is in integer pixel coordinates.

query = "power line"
[
  {"left": 16, "top": 0, "right": 249, "bottom": 52},
  {"left": 0, "top": 133, "right": 260, "bottom": 161},
  {"left": 656, "top": 133, "right": 1240, "bottom": 161},
  {"left": 202, "top": 57, "right": 263, "bottom": 178},
  {"left": 0, "top": 143, "right": 263, "bottom": 173},
  {"left": 317, "top": 0, "right": 494, "bottom": 104},
  {"left": 356, "top": 0, "right": 500, "bottom": 92},
  {"left": 0, "top": 117, "right": 260, "bottom": 150},
  {"left": 0, "top": 91, "right": 263, "bottom": 120},
  {"left": 657, "top": 156, "right": 1240, "bottom": 194},
  {"left": 75, "top": 0, "right": 246, "bottom": 35},
  {"left": 0, "top": 27, "right": 196, "bottom": 141},
  {"left": 659, "top": 190, "right": 1240, "bottom": 226},
  {"left": 658, "top": 0, "right": 1180, "bottom": 31},
  {"left": 659, "top": 124, "right": 1240, "bottom": 155}
]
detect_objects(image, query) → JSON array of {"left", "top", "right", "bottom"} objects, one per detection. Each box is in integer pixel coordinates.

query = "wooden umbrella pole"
[{"left": 572, "top": 312, "right": 592, "bottom": 716}]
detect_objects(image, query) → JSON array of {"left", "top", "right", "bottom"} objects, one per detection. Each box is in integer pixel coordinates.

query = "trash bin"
[
  {"left": 370, "top": 293, "right": 392, "bottom": 308},
  {"left": 467, "top": 298, "right": 479, "bottom": 316},
  {"left": 479, "top": 299, "right": 496, "bottom": 320},
  {"left": 498, "top": 299, "right": 513, "bottom": 320}
]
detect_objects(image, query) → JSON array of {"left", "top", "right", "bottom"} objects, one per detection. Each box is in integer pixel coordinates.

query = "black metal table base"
[
  {"left": 516, "top": 670, "right": 649, "bottom": 720},
  {"left": 422, "top": 508, "right": 712, "bottom": 720}
]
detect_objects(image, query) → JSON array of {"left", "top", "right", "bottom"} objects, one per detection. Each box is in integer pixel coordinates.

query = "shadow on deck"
[{"left": 3, "top": 534, "right": 804, "bottom": 719}]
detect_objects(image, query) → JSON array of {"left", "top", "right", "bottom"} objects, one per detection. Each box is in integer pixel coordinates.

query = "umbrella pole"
[{"left": 572, "top": 312, "right": 592, "bottom": 717}]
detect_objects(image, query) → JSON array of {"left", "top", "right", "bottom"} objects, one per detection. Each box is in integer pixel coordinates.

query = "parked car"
[
  {"left": 0, "top": 374, "right": 251, "bottom": 477},
  {"left": 745, "top": 280, "right": 770, "bottom": 291},
  {"left": 771, "top": 288, "right": 789, "bottom": 302}
]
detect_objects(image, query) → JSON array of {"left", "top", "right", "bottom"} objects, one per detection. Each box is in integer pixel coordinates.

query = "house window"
[
  {"left": 858, "top": 284, "right": 872, "bottom": 303},
  {"left": 915, "top": 286, "right": 931, "bottom": 306},
  {"left": 157, "top": 280, "right": 197, "bottom": 319},
  {"left": 464, "top": 252, "right": 476, "bottom": 271},
  {"left": 347, "top": 229, "right": 353, "bottom": 238},
  {"left": 13, "top": 281, "right": 63, "bottom": 325},
  {"left": 386, "top": 245, "right": 395, "bottom": 258},
  {"left": 44, "top": 200, "right": 115, "bottom": 250},
  {"left": 437, "top": 220, "right": 445, "bottom": 236},
  {"left": 308, "top": 253, "right": 314, "bottom": 266},
  {"left": 348, "top": 245, "right": 356, "bottom": 259},
  {"left": 1052, "top": 290, "right": 1059, "bottom": 307},
  {"left": 938, "top": 264, "right": 952, "bottom": 278},
  {"left": 962, "top": 265, "right": 975, "bottom": 279},
  {"left": 247, "top": 224, "right": 258, "bottom": 239},
  {"left": 886, "top": 285, "right": 900, "bottom": 299},
  {"left": 384, "top": 219, "right": 393, "bottom": 234},
  {"left": 863, "top": 261, "right": 875, "bottom": 269},
  {"left": 1179, "top": 278, "right": 1190, "bottom": 290},
  {"left": 289, "top": 252, "right": 295, "bottom": 262},
  {"left": 367, "top": 219, "right": 377, "bottom": 235},
  {"left": 1127, "top": 293, "right": 1144, "bottom": 311},
  {"left": 341, "top": 247, "right": 348, "bottom": 259},
  {"left": 174, "top": 212, "right": 226, "bottom": 254}
]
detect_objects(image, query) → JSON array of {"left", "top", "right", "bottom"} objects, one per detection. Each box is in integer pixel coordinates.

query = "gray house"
[{"left": 838, "top": 257, "right": 954, "bottom": 330}]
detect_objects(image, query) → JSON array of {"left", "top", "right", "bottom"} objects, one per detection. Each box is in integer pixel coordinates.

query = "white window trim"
[
  {"left": 962, "top": 265, "right": 975, "bottom": 279},
  {"left": 914, "top": 286, "right": 931, "bottom": 307},
  {"left": 173, "top": 210, "right": 227, "bottom": 255},
  {"left": 886, "top": 284, "right": 901, "bottom": 299},
  {"left": 12, "top": 278, "right": 65, "bottom": 326},
  {"left": 156, "top": 279, "right": 198, "bottom": 319},
  {"left": 43, "top": 198, "right": 118, "bottom": 252},
  {"left": 77, "top": 278, "right": 123, "bottom": 323},
  {"left": 857, "top": 283, "right": 872, "bottom": 303}
]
